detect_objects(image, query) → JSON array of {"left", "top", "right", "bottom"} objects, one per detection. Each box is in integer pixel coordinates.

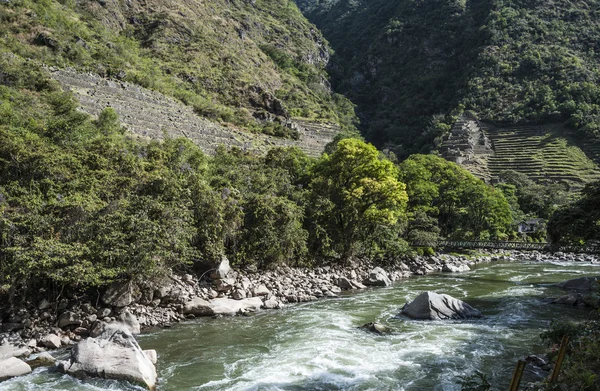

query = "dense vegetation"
[
  {"left": 0, "top": 0, "right": 357, "bottom": 138},
  {"left": 296, "top": 0, "right": 600, "bottom": 157},
  {"left": 0, "top": 55, "right": 517, "bottom": 304},
  {"left": 547, "top": 180, "right": 600, "bottom": 245}
]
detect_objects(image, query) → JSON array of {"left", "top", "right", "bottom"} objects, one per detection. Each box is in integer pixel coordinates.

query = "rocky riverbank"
[{"left": 0, "top": 250, "right": 598, "bottom": 383}]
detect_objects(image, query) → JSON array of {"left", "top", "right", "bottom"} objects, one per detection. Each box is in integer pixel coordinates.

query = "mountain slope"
[
  {"left": 296, "top": 0, "right": 600, "bottom": 159},
  {"left": 0, "top": 0, "right": 357, "bottom": 138}
]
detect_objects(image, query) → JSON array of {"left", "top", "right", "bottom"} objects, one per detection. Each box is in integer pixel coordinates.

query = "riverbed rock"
[
  {"left": 359, "top": 322, "right": 391, "bottom": 335},
  {"left": 556, "top": 276, "right": 600, "bottom": 293},
  {"left": 59, "top": 324, "right": 157, "bottom": 390},
  {"left": 102, "top": 281, "right": 141, "bottom": 307},
  {"left": 0, "top": 357, "right": 32, "bottom": 381},
  {"left": 210, "top": 256, "right": 232, "bottom": 280},
  {"left": 57, "top": 311, "right": 81, "bottom": 328},
  {"left": 401, "top": 291, "right": 482, "bottom": 320},
  {"left": 144, "top": 350, "right": 157, "bottom": 365},
  {"left": 27, "top": 352, "right": 56, "bottom": 369},
  {"left": 183, "top": 297, "right": 263, "bottom": 316},
  {"left": 442, "top": 263, "right": 470, "bottom": 273},
  {"left": 0, "top": 345, "right": 31, "bottom": 360},
  {"left": 117, "top": 311, "right": 141, "bottom": 335},
  {"left": 364, "top": 267, "right": 392, "bottom": 287},
  {"left": 40, "top": 333, "right": 61, "bottom": 349}
]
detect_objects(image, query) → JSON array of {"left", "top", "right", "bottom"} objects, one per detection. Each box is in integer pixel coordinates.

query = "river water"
[{"left": 1, "top": 259, "right": 599, "bottom": 391}]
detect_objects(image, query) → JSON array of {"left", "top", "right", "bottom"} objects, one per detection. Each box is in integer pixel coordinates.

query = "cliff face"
[{"left": 0, "top": 0, "right": 356, "bottom": 141}]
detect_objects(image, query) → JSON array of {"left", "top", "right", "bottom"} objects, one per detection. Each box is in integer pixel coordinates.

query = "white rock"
[{"left": 0, "top": 357, "right": 32, "bottom": 381}]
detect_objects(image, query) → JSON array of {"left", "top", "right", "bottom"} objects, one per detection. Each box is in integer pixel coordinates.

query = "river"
[{"left": 1, "top": 259, "right": 598, "bottom": 391}]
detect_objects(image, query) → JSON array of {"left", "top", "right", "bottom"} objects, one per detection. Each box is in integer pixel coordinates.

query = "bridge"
[{"left": 411, "top": 240, "right": 600, "bottom": 254}]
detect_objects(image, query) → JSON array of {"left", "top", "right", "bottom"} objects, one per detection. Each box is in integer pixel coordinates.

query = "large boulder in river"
[
  {"left": 183, "top": 297, "right": 263, "bottom": 316},
  {"left": 556, "top": 276, "right": 600, "bottom": 293},
  {"left": 401, "top": 291, "right": 482, "bottom": 320},
  {"left": 59, "top": 324, "right": 157, "bottom": 390},
  {"left": 364, "top": 267, "right": 392, "bottom": 287},
  {"left": 359, "top": 322, "right": 391, "bottom": 335},
  {"left": 0, "top": 357, "right": 32, "bottom": 381}
]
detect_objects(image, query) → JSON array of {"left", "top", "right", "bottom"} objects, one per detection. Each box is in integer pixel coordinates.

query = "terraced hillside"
[
  {"left": 486, "top": 125, "right": 600, "bottom": 190},
  {"left": 50, "top": 67, "right": 339, "bottom": 156}
]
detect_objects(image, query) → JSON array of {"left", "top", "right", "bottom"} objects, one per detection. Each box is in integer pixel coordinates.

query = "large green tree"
[
  {"left": 399, "top": 154, "right": 513, "bottom": 240},
  {"left": 308, "top": 138, "right": 408, "bottom": 260}
]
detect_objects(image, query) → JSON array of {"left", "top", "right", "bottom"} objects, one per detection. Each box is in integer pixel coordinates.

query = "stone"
[
  {"left": 253, "top": 285, "right": 271, "bottom": 296},
  {"left": 102, "top": 281, "right": 141, "bottom": 307},
  {"left": 58, "top": 324, "right": 157, "bottom": 390},
  {"left": 38, "top": 299, "right": 52, "bottom": 310},
  {"left": 97, "top": 308, "right": 112, "bottom": 318},
  {"left": 364, "top": 267, "right": 392, "bottom": 287},
  {"left": 144, "top": 350, "right": 157, "bottom": 365},
  {"left": 210, "top": 256, "right": 232, "bottom": 280},
  {"left": 556, "top": 276, "right": 600, "bottom": 293},
  {"left": 401, "top": 291, "right": 482, "bottom": 320},
  {"left": 183, "top": 297, "right": 263, "bottom": 316},
  {"left": 263, "top": 297, "right": 283, "bottom": 309},
  {"left": 27, "top": 352, "right": 56, "bottom": 369},
  {"left": 117, "top": 311, "right": 141, "bottom": 335},
  {"left": 40, "top": 334, "right": 61, "bottom": 349},
  {"left": 0, "top": 345, "right": 31, "bottom": 360},
  {"left": 57, "top": 311, "right": 81, "bottom": 328},
  {"left": 359, "top": 322, "right": 391, "bottom": 335},
  {"left": 552, "top": 293, "right": 583, "bottom": 306},
  {"left": 336, "top": 277, "right": 354, "bottom": 290},
  {"left": 0, "top": 357, "right": 32, "bottom": 381},
  {"left": 442, "top": 263, "right": 470, "bottom": 273},
  {"left": 231, "top": 289, "right": 247, "bottom": 300}
]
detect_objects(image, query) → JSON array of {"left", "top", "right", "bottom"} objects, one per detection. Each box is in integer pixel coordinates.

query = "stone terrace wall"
[{"left": 49, "top": 68, "right": 340, "bottom": 157}]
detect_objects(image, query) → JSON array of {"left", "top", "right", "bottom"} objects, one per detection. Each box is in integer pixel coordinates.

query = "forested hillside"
[
  {"left": 0, "top": 0, "right": 357, "bottom": 138},
  {"left": 296, "top": 0, "right": 600, "bottom": 158}
]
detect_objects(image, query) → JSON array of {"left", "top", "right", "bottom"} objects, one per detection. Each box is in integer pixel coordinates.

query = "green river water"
[{"left": 1, "top": 259, "right": 598, "bottom": 391}]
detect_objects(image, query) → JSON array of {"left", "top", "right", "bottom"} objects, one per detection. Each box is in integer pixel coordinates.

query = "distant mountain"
[
  {"left": 0, "top": 0, "right": 357, "bottom": 138},
  {"left": 295, "top": 0, "right": 600, "bottom": 158}
]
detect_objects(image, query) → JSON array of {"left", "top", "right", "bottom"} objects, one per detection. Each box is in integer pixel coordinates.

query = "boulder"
[
  {"left": 0, "top": 357, "right": 32, "bottom": 381},
  {"left": 364, "top": 267, "right": 391, "bottom": 287},
  {"left": 336, "top": 277, "right": 354, "bottom": 290},
  {"left": 0, "top": 345, "right": 31, "bottom": 360},
  {"left": 442, "top": 263, "right": 470, "bottom": 273},
  {"left": 117, "top": 311, "right": 141, "bottom": 335},
  {"left": 58, "top": 324, "right": 157, "bottom": 390},
  {"left": 359, "top": 322, "right": 391, "bottom": 335},
  {"left": 183, "top": 297, "right": 263, "bottom": 316},
  {"left": 27, "top": 352, "right": 56, "bottom": 369},
  {"left": 40, "top": 333, "right": 61, "bottom": 349},
  {"left": 401, "top": 291, "right": 482, "bottom": 320},
  {"left": 58, "top": 311, "right": 81, "bottom": 328},
  {"left": 253, "top": 285, "right": 271, "bottom": 296},
  {"left": 102, "top": 281, "right": 141, "bottom": 307},
  {"left": 556, "top": 276, "right": 600, "bottom": 293},
  {"left": 210, "top": 256, "right": 232, "bottom": 280},
  {"left": 263, "top": 297, "right": 283, "bottom": 309}
]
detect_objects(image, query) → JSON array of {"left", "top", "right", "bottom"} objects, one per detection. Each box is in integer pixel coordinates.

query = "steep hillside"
[
  {"left": 296, "top": 0, "right": 600, "bottom": 159},
  {"left": 0, "top": 0, "right": 356, "bottom": 140}
]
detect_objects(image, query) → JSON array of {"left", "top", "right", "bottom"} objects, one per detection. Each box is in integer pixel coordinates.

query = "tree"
[
  {"left": 399, "top": 154, "right": 512, "bottom": 240},
  {"left": 308, "top": 138, "right": 408, "bottom": 260}
]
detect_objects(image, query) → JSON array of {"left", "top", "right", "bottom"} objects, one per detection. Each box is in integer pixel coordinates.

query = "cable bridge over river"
[{"left": 411, "top": 240, "right": 600, "bottom": 254}]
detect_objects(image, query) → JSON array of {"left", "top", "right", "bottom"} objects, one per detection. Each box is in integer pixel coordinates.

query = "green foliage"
[
  {"left": 0, "top": 0, "right": 357, "bottom": 138},
  {"left": 547, "top": 180, "right": 600, "bottom": 244},
  {"left": 308, "top": 138, "right": 408, "bottom": 260},
  {"left": 541, "top": 317, "right": 600, "bottom": 391},
  {"left": 298, "top": 0, "right": 600, "bottom": 155},
  {"left": 399, "top": 154, "right": 513, "bottom": 240}
]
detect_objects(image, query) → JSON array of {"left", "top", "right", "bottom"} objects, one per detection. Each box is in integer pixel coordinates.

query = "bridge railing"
[{"left": 411, "top": 240, "right": 600, "bottom": 254}]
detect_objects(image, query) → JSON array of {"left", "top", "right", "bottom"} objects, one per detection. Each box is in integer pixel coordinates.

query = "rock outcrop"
[
  {"left": 556, "top": 276, "right": 600, "bottom": 293},
  {"left": 401, "top": 291, "right": 482, "bottom": 320},
  {"left": 0, "top": 357, "right": 32, "bottom": 381},
  {"left": 59, "top": 324, "right": 157, "bottom": 390}
]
